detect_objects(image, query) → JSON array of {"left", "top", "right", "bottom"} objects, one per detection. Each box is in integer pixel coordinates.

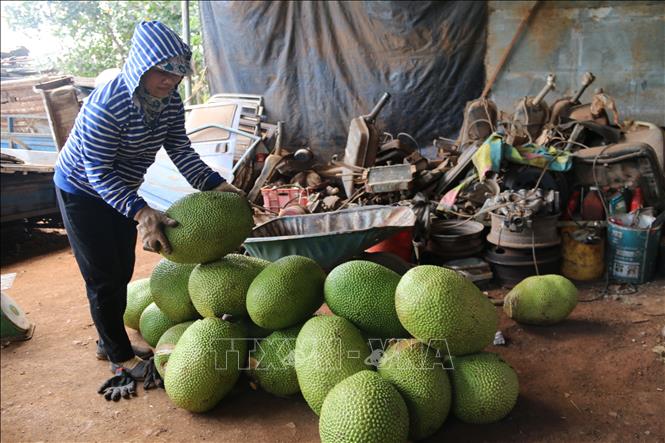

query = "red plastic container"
[
  {"left": 365, "top": 229, "right": 414, "bottom": 263},
  {"left": 260, "top": 186, "right": 310, "bottom": 212}
]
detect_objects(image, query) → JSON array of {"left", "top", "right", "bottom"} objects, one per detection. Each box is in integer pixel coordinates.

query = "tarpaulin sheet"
[{"left": 200, "top": 1, "right": 487, "bottom": 159}]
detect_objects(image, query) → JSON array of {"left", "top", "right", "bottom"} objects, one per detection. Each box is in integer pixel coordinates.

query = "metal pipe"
[
  {"left": 532, "top": 74, "right": 556, "bottom": 106},
  {"left": 181, "top": 0, "right": 192, "bottom": 102}
]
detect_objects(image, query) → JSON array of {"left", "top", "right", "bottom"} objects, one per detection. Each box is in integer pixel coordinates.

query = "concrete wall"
[{"left": 486, "top": 1, "right": 665, "bottom": 126}]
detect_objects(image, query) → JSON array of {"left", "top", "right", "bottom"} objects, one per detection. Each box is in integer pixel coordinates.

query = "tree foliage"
[{"left": 4, "top": 1, "right": 208, "bottom": 102}]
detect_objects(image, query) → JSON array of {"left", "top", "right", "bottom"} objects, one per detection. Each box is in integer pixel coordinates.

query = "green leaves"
[{"left": 4, "top": 1, "right": 208, "bottom": 102}]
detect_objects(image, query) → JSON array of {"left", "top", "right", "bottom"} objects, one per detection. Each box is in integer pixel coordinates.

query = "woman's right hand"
[{"left": 133, "top": 206, "right": 178, "bottom": 254}]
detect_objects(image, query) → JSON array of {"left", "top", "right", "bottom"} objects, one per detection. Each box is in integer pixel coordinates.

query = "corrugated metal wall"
[{"left": 486, "top": 1, "right": 665, "bottom": 126}]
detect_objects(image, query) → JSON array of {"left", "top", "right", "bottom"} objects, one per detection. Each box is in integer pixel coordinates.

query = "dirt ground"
[{"left": 1, "top": 228, "right": 664, "bottom": 443}]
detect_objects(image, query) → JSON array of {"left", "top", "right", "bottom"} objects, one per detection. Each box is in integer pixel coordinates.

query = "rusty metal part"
[
  {"left": 549, "top": 72, "right": 596, "bottom": 125},
  {"left": 427, "top": 219, "right": 486, "bottom": 260},
  {"left": 341, "top": 92, "right": 391, "bottom": 198},
  {"left": 363, "top": 164, "right": 415, "bottom": 194},
  {"left": 487, "top": 212, "right": 561, "bottom": 249},
  {"left": 458, "top": 97, "right": 498, "bottom": 147},
  {"left": 509, "top": 74, "right": 556, "bottom": 145},
  {"left": 294, "top": 148, "right": 313, "bottom": 162},
  {"left": 484, "top": 244, "right": 561, "bottom": 287}
]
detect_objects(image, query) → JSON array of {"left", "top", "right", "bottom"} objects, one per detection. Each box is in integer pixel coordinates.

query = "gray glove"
[
  {"left": 214, "top": 181, "right": 246, "bottom": 198},
  {"left": 98, "top": 368, "right": 137, "bottom": 401},
  {"left": 134, "top": 206, "right": 178, "bottom": 253}
]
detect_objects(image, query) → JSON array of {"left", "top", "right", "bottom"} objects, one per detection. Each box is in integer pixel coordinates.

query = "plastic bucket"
[{"left": 607, "top": 217, "right": 662, "bottom": 284}]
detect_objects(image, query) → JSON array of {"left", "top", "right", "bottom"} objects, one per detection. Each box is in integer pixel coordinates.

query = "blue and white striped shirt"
[{"left": 54, "top": 21, "right": 224, "bottom": 218}]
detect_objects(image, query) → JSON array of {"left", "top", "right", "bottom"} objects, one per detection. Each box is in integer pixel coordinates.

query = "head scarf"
[
  {"left": 134, "top": 54, "right": 191, "bottom": 128},
  {"left": 154, "top": 53, "right": 193, "bottom": 76}
]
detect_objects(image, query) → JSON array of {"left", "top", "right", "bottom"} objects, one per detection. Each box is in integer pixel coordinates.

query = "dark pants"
[{"left": 56, "top": 187, "right": 137, "bottom": 363}]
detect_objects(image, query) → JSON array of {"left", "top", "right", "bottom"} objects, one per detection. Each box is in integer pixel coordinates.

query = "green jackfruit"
[
  {"left": 154, "top": 321, "right": 194, "bottom": 378},
  {"left": 150, "top": 259, "right": 198, "bottom": 322},
  {"left": 378, "top": 339, "right": 451, "bottom": 440},
  {"left": 503, "top": 274, "right": 578, "bottom": 325},
  {"left": 138, "top": 302, "right": 180, "bottom": 347},
  {"left": 189, "top": 254, "right": 269, "bottom": 318},
  {"left": 324, "top": 260, "right": 408, "bottom": 339},
  {"left": 246, "top": 255, "right": 325, "bottom": 330},
  {"left": 395, "top": 265, "right": 497, "bottom": 356},
  {"left": 248, "top": 325, "right": 302, "bottom": 397},
  {"left": 448, "top": 352, "right": 519, "bottom": 424},
  {"left": 164, "top": 318, "right": 247, "bottom": 413},
  {"left": 124, "top": 278, "right": 153, "bottom": 330},
  {"left": 319, "top": 370, "right": 409, "bottom": 443},
  {"left": 162, "top": 191, "right": 253, "bottom": 264}
]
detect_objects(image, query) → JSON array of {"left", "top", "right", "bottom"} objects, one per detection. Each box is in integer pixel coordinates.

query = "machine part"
[
  {"left": 573, "top": 142, "right": 665, "bottom": 212},
  {"left": 294, "top": 147, "right": 314, "bottom": 163},
  {"left": 363, "top": 164, "right": 415, "bottom": 194},
  {"left": 341, "top": 92, "right": 391, "bottom": 198},
  {"left": 441, "top": 257, "right": 493, "bottom": 286},
  {"left": 244, "top": 205, "right": 415, "bottom": 270},
  {"left": 290, "top": 171, "right": 322, "bottom": 188},
  {"left": 428, "top": 219, "right": 485, "bottom": 260},
  {"left": 457, "top": 97, "right": 498, "bottom": 147},
  {"left": 484, "top": 244, "right": 561, "bottom": 287},
  {"left": 590, "top": 88, "right": 620, "bottom": 126},
  {"left": 487, "top": 212, "right": 561, "bottom": 249},
  {"left": 549, "top": 72, "right": 596, "bottom": 125},
  {"left": 434, "top": 142, "right": 481, "bottom": 197},
  {"left": 623, "top": 120, "right": 665, "bottom": 171},
  {"left": 321, "top": 195, "right": 342, "bottom": 211},
  {"left": 509, "top": 74, "right": 556, "bottom": 145},
  {"left": 246, "top": 120, "right": 284, "bottom": 202}
]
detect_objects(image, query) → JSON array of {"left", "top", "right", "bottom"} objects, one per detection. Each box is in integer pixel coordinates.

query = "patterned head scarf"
[{"left": 154, "top": 53, "right": 193, "bottom": 76}]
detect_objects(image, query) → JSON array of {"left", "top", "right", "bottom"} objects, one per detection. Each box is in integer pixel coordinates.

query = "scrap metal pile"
[{"left": 232, "top": 72, "right": 665, "bottom": 287}]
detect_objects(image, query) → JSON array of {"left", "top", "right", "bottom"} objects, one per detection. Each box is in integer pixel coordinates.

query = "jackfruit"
[
  {"left": 124, "top": 278, "right": 153, "bottom": 330},
  {"left": 503, "top": 274, "right": 578, "bottom": 325},
  {"left": 150, "top": 258, "right": 198, "bottom": 322},
  {"left": 395, "top": 265, "right": 497, "bottom": 356},
  {"left": 162, "top": 191, "right": 253, "bottom": 264}
]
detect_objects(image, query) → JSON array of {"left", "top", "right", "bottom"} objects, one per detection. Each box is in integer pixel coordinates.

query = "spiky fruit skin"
[
  {"left": 189, "top": 254, "right": 269, "bottom": 318},
  {"left": 162, "top": 191, "right": 253, "bottom": 264},
  {"left": 164, "top": 318, "right": 247, "bottom": 413},
  {"left": 139, "top": 302, "right": 180, "bottom": 347},
  {"left": 248, "top": 325, "right": 302, "bottom": 396},
  {"left": 124, "top": 278, "right": 153, "bottom": 330},
  {"left": 154, "top": 321, "right": 195, "bottom": 378},
  {"left": 324, "top": 260, "right": 408, "bottom": 339},
  {"left": 319, "top": 370, "right": 409, "bottom": 443},
  {"left": 247, "top": 255, "right": 325, "bottom": 330},
  {"left": 448, "top": 352, "right": 519, "bottom": 424},
  {"left": 150, "top": 259, "right": 198, "bottom": 322},
  {"left": 395, "top": 265, "right": 498, "bottom": 356},
  {"left": 378, "top": 339, "right": 451, "bottom": 440},
  {"left": 295, "top": 315, "right": 371, "bottom": 416},
  {"left": 503, "top": 274, "right": 578, "bottom": 325}
]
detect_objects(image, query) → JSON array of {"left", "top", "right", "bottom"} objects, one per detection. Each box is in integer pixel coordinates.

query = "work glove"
[
  {"left": 143, "top": 357, "right": 164, "bottom": 390},
  {"left": 134, "top": 206, "right": 178, "bottom": 254},
  {"left": 214, "top": 181, "right": 247, "bottom": 198},
  {"left": 98, "top": 368, "right": 137, "bottom": 401}
]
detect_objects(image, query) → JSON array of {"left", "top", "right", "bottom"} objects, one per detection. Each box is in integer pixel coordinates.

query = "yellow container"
[{"left": 561, "top": 226, "right": 605, "bottom": 281}]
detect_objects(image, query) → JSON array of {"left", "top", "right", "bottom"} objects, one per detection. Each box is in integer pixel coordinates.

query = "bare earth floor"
[{"left": 1, "top": 229, "right": 664, "bottom": 442}]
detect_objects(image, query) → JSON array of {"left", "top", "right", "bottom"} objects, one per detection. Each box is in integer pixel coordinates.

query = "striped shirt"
[{"left": 54, "top": 21, "right": 223, "bottom": 218}]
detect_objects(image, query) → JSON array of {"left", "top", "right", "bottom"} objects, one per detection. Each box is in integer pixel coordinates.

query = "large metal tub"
[{"left": 244, "top": 206, "right": 416, "bottom": 269}]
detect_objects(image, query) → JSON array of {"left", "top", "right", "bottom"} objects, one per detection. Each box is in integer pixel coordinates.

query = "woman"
[{"left": 54, "top": 21, "right": 242, "bottom": 398}]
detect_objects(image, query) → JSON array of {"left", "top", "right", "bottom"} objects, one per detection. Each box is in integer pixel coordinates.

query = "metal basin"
[{"left": 244, "top": 205, "right": 416, "bottom": 269}]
